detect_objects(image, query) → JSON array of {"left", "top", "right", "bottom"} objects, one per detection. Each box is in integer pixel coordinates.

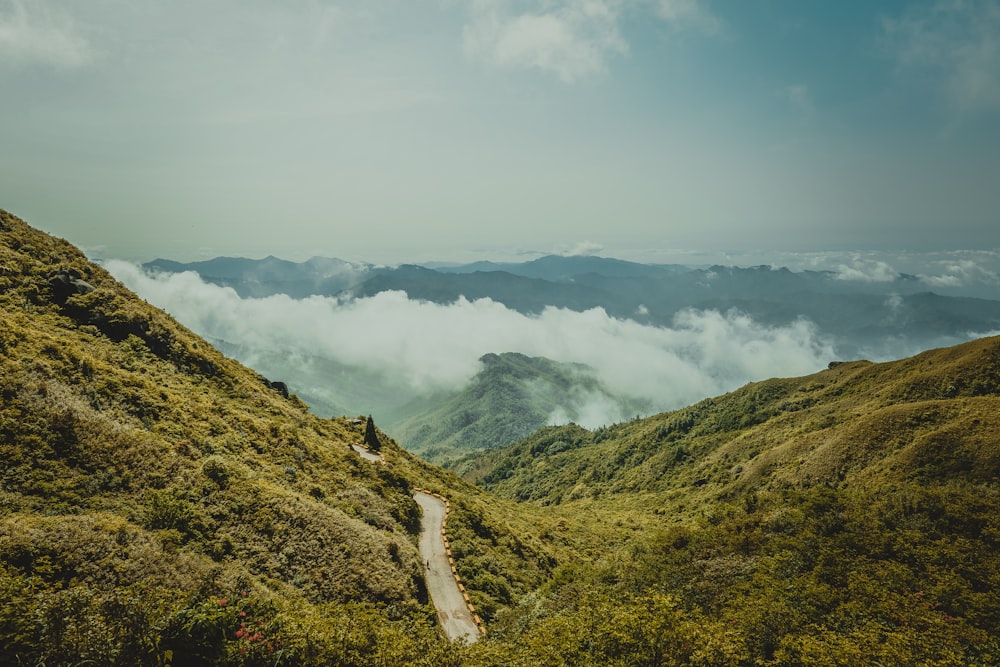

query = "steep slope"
[
  {"left": 453, "top": 337, "right": 1000, "bottom": 664},
  {"left": 463, "top": 338, "right": 1000, "bottom": 501},
  {"left": 0, "top": 211, "right": 559, "bottom": 666},
  {"left": 384, "top": 352, "right": 647, "bottom": 464}
]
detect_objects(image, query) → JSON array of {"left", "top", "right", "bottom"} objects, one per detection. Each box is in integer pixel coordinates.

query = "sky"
[{"left": 2, "top": 0, "right": 999, "bottom": 265}]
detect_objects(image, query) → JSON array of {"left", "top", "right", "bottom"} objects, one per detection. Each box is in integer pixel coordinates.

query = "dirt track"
[
  {"left": 414, "top": 491, "right": 481, "bottom": 643},
  {"left": 351, "top": 444, "right": 381, "bottom": 463}
]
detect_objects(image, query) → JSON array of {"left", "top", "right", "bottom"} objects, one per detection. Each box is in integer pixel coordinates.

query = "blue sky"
[{"left": 1, "top": 0, "right": 998, "bottom": 264}]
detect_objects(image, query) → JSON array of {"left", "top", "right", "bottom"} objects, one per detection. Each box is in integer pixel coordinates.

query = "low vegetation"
[
  {"left": 0, "top": 211, "right": 555, "bottom": 666},
  {"left": 2, "top": 209, "right": 998, "bottom": 665},
  {"left": 455, "top": 337, "right": 1000, "bottom": 665}
]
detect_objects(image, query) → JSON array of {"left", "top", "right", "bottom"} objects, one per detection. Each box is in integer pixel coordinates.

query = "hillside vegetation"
[
  {"left": 3, "top": 209, "right": 999, "bottom": 666},
  {"left": 455, "top": 337, "right": 1000, "bottom": 664},
  {"left": 385, "top": 352, "right": 645, "bottom": 464},
  {"left": 0, "top": 211, "right": 559, "bottom": 666}
]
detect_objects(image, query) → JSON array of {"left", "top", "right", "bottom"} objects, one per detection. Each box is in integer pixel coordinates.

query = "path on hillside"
[
  {"left": 351, "top": 443, "right": 382, "bottom": 463},
  {"left": 414, "top": 491, "right": 481, "bottom": 643}
]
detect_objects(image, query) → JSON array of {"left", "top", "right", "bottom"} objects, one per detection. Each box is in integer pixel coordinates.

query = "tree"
[{"left": 364, "top": 416, "right": 381, "bottom": 452}]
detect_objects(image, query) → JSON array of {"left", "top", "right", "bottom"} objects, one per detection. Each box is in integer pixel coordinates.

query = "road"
[
  {"left": 414, "top": 491, "right": 481, "bottom": 643},
  {"left": 351, "top": 444, "right": 382, "bottom": 463}
]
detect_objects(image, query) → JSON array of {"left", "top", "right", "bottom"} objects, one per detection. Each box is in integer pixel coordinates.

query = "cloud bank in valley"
[{"left": 107, "top": 260, "right": 836, "bottom": 422}]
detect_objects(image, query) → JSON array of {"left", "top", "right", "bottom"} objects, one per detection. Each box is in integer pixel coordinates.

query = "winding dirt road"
[{"left": 414, "top": 491, "right": 481, "bottom": 643}]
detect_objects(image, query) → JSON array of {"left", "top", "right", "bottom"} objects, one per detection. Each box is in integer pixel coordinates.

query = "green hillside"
[
  {"left": 456, "top": 338, "right": 1000, "bottom": 664},
  {"left": 2, "top": 209, "right": 998, "bottom": 666},
  {"left": 0, "top": 211, "right": 559, "bottom": 666},
  {"left": 385, "top": 352, "right": 645, "bottom": 464},
  {"left": 463, "top": 342, "right": 1000, "bottom": 501}
]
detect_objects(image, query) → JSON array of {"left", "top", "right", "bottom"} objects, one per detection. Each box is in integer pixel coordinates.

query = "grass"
[{"left": 0, "top": 209, "right": 557, "bottom": 665}]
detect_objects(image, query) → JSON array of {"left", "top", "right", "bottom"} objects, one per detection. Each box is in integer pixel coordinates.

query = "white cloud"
[
  {"left": 462, "top": 1, "right": 628, "bottom": 82},
  {"left": 919, "top": 257, "right": 1000, "bottom": 287},
  {"left": 546, "top": 385, "right": 630, "bottom": 428},
  {"left": 106, "top": 260, "right": 835, "bottom": 416},
  {"left": 920, "top": 273, "right": 963, "bottom": 288},
  {"left": 882, "top": 0, "right": 1000, "bottom": 115},
  {"left": 0, "top": 0, "right": 92, "bottom": 69},
  {"left": 460, "top": 0, "right": 717, "bottom": 82},
  {"left": 562, "top": 240, "right": 605, "bottom": 256},
  {"left": 882, "top": 294, "right": 904, "bottom": 324}
]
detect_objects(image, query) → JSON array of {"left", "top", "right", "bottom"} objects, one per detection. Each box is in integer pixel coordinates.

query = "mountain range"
[
  {"left": 3, "top": 210, "right": 998, "bottom": 664},
  {"left": 140, "top": 252, "right": 1000, "bottom": 459}
]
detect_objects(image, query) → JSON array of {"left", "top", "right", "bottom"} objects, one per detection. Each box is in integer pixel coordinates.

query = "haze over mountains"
[{"left": 107, "top": 252, "right": 1000, "bottom": 460}]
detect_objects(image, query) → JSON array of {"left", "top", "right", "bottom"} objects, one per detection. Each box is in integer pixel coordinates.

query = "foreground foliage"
[{"left": 464, "top": 482, "right": 999, "bottom": 666}]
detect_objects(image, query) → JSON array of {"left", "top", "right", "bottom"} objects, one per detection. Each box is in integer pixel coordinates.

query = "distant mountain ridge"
[
  {"left": 144, "top": 254, "right": 1000, "bottom": 361},
  {"left": 144, "top": 254, "right": 373, "bottom": 298},
  {"left": 434, "top": 254, "right": 689, "bottom": 280},
  {"left": 140, "top": 253, "right": 1000, "bottom": 461}
]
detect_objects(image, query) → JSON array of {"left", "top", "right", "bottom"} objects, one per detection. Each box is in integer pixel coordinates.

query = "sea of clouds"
[{"left": 106, "top": 260, "right": 837, "bottom": 426}]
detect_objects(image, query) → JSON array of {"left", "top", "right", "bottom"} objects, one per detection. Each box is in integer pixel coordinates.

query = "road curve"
[
  {"left": 414, "top": 491, "right": 481, "bottom": 643},
  {"left": 351, "top": 443, "right": 382, "bottom": 463}
]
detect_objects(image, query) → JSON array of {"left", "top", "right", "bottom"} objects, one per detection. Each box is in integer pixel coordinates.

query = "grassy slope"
[
  {"left": 0, "top": 211, "right": 559, "bottom": 666},
  {"left": 3, "top": 209, "right": 998, "bottom": 665},
  {"left": 464, "top": 341, "right": 1000, "bottom": 503},
  {"left": 455, "top": 338, "right": 1000, "bottom": 665}
]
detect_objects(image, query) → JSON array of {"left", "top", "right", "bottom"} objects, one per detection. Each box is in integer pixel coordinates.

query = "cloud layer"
[
  {"left": 0, "top": 0, "right": 92, "bottom": 69},
  {"left": 882, "top": 0, "right": 1000, "bottom": 116},
  {"left": 107, "top": 261, "right": 835, "bottom": 420},
  {"left": 462, "top": 0, "right": 629, "bottom": 82},
  {"left": 460, "top": 0, "right": 718, "bottom": 82}
]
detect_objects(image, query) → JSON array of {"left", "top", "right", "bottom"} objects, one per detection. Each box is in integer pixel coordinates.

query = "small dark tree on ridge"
[{"left": 364, "top": 415, "right": 381, "bottom": 451}]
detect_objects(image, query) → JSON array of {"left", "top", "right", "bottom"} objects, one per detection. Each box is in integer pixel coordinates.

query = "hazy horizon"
[
  {"left": 3, "top": 1, "right": 998, "bottom": 265},
  {"left": 96, "top": 243, "right": 1000, "bottom": 296},
  {"left": 105, "top": 248, "right": 999, "bottom": 429}
]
